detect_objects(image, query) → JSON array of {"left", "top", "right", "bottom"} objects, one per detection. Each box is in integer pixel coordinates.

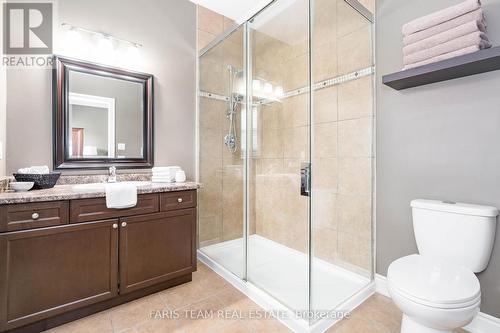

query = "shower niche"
[{"left": 198, "top": 0, "right": 374, "bottom": 329}]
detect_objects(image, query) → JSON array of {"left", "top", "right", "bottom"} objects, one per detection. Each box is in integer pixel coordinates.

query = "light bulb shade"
[
  {"left": 252, "top": 79, "right": 261, "bottom": 92},
  {"left": 264, "top": 82, "right": 273, "bottom": 94},
  {"left": 275, "top": 86, "right": 284, "bottom": 97}
]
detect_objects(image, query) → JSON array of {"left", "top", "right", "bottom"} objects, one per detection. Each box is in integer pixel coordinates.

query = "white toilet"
[{"left": 387, "top": 199, "right": 498, "bottom": 333}]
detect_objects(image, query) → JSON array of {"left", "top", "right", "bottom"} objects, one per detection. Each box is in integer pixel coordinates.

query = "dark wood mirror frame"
[{"left": 53, "top": 55, "right": 154, "bottom": 170}]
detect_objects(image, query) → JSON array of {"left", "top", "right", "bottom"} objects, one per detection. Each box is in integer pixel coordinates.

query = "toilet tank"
[{"left": 411, "top": 199, "right": 498, "bottom": 272}]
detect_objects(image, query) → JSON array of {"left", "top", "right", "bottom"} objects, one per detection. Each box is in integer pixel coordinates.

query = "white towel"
[
  {"left": 403, "top": 45, "right": 480, "bottom": 70},
  {"left": 17, "top": 165, "right": 50, "bottom": 174},
  {"left": 105, "top": 183, "right": 137, "bottom": 209},
  {"left": 152, "top": 166, "right": 180, "bottom": 173},
  {"left": 152, "top": 167, "right": 170, "bottom": 172},
  {"left": 403, "top": 9, "right": 485, "bottom": 46},
  {"left": 403, "top": 31, "right": 490, "bottom": 65},
  {"left": 152, "top": 176, "right": 174, "bottom": 183},
  {"left": 402, "top": 0, "right": 481, "bottom": 35},
  {"left": 403, "top": 20, "right": 485, "bottom": 56},
  {"left": 152, "top": 171, "right": 172, "bottom": 176}
]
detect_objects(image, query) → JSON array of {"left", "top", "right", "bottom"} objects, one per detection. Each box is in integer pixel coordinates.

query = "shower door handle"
[{"left": 301, "top": 163, "right": 311, "bottom": 197}]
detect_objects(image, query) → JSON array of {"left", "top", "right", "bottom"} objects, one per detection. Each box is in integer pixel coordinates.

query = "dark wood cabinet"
[
  {"left": 119, "top": 209, "right": 196, "bottom": 294},
  {"left": 160, "top": 190, "right": 197, "bottom": 211},
  {"left": 0, "top": 201, "right": 69, "bottom": 232},
  {"left": 0, "top": 220, "right": 118, "bottom": 331},
  {"left": 70, "top": 194, "right": 159, "bottom": 223},
  {"left": 0, "top": 190, "right": 197, "bottom": 332}
]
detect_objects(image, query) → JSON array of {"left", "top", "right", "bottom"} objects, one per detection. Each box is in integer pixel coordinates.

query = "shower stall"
[{"left": 197, "top": 0, "right": 374, "bottom": 330}]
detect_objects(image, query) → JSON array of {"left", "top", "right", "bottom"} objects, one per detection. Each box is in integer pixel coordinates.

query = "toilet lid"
[{"left": 387, "top": 255, "right": 480, "bottom": 306}]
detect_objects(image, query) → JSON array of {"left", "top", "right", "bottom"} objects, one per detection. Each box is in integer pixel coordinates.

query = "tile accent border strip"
[
  {"left": 199, "top": 66, "right": 375, "bottom": 103},
  {"left": 284, "top": 66, "right": 375, "bottom": 98},
  {"left": 198, "top": 91, "right": 230, "bottom": 102}
]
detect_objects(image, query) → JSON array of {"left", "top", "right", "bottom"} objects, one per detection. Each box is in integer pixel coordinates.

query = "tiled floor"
[{"left": 45, "top": 261, "right": 468, "bottom": 333}]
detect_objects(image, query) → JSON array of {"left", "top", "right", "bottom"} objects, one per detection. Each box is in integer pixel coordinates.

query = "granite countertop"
[{"left": 0, "top": 181, "right": 201, "bottom": 205}]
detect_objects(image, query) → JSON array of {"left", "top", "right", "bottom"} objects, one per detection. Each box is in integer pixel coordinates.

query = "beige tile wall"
[
  {"left": 311, "top": 0, "right": 374, "bottom": 271},
  {"left": 197, "top": 6, "right": 244, "bottom": 247},
  {"left": 252, "top": 0, "right": 374, "bottom": 271}
]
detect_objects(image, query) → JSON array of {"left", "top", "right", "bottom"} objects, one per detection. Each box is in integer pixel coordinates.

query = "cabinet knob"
[
  {"left": 31, "top": 213, "right": 39, "bottom": 220},
  {"left": 112, "top": 223, "right": 118, "bottom": 229},
  {"left": 121, "top": 222, "right": 127, "bottom": 228},
  {"left": 178, "top": 198, "right": 183, "bottom": 203}
]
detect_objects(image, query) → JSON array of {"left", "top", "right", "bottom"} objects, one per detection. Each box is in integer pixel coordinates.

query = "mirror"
[{"left": 54, "top": 56, "right": 153, "bottom": 169}]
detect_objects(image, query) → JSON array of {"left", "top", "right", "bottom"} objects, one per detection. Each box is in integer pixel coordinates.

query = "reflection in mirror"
[
  {"left": 54, "top": 56, "right": 153, "bottom": 170},
  {"left": 67, "top": 71, "right": 144, "bottom": 160},
  {"left": 68, "top": 92, "right": 115, "bottom": 158}
]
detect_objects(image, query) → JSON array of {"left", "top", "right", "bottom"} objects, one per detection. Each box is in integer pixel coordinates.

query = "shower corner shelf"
[{"left": 382, "top": 46, "right": 500, "bottom": 90}]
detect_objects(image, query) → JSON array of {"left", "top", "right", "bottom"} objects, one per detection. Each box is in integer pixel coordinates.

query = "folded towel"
[
  {"left": 105, "top": 183, "right": 137, "bottom": 209},
  {"left": 403, "top": 9, "right": 485, "bottom": 45},
  {"left": 152, "top": 171, "right": 172, "bottom": 175},
  {"left": 17, "top": 165, "right": 50, "bottom": 174},
  {"left": 402, "top": 0, "right": 481, "bottom": 35},
  {"left": 152, "top": 167, "right": 170, "bottom": 171},
  {"left": 151, "top": 177, "right": 174, "bottom": 183},
  {"left": 152, "top": 175, "right": 174, "bottom": 179},
  {"left": 152, "top": 166, "right": 180, "bottom": 172},
  {"left": 151, "top": 175, "right": 174, "bottom": 179},
  {"left": 403, "top": 45, "right": 480, "bottom": 70},
  {"left": 403, "top": 20, "right": 485, "bottom": 56},
  {"left": 403, "top": 31, "right": 490, "bottom": 65}
]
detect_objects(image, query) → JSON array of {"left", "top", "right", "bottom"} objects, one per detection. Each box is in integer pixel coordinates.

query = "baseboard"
[
  {"left": 465, "top": 312, "right": 500, "bottom": 333},
  {"left": 375, "top": 274, "right": 500, "bottom": 333},
  {"left": 375, "top": 273, "right": 390, "bottom": 297}
]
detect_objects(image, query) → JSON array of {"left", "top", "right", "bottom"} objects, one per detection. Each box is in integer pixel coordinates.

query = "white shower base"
[{"left": 199, "top": 234, "right": 373, "bottom": 332}]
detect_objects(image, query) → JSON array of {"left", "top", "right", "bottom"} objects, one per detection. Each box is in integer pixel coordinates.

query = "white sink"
[{"left": 72, "top": 181, "right": 151, "bottom": 192}]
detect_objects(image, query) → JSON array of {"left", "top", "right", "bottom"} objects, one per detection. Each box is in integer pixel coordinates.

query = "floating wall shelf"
[{"left": 382, "top": 46, "right": 500, "bottom": 90}]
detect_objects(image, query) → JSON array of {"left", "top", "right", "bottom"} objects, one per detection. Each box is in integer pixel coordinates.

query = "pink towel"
[
  {"left": 402, "top": 0, "right": 482, "bottom": 35},
  {"left": 403, "top": 9, "right": 485, "bottom": 46},
  {"left": 403, "top": 31, "right": 490, "bottom": 65},
  {"left": 403, "top": 45, "right": 480, "bottom": 70},
  {"left": 403, "top": 20, "right": 485, "bottom": 56}
]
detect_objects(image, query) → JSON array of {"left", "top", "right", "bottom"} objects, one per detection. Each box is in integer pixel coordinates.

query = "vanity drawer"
[
  {"left": 70, "top": 194, "right": 159, "bottom": 223},
  {"left": 0, "top": 201, "right": 69, "bottom": 232},
  {"left": 160, "top": 190, "right": 197, "bottom": 211}
]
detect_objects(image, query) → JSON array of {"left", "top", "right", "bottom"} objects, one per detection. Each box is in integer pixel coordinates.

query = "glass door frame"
[
  {"left": 243, "top": 0, "right": 313, "bottom": 316},
  {"left": 197, "top": 0, "right": 375, "bottom": 325}
]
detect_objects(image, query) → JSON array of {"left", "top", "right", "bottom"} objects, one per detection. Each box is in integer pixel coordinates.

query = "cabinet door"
[
  {"left": 0, "top": 220, "right": 118, "bottom": 331},
  {"left": 119, "top": 209, "right": 196, "bottom": 294}
]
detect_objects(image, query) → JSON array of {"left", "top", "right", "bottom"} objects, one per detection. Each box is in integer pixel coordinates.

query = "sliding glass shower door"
[
  {"left": 198, "top": 25, "right": 246, "bottom": 279},
  {"left": 247, "top": 0, "right": 312, "bottom": 313},
  {"left": 198, "top": 0, "right": 374, "bottom": 323},
  {"left": 310, "top": 0, "right": 374, "bottom": 315}
]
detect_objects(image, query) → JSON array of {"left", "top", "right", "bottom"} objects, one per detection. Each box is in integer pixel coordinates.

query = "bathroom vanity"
[{"left": 0, "top": 183, "right": 199, "bottom": 332}]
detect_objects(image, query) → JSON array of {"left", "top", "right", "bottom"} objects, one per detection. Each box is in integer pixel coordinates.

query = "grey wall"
[
  {"left": 6, "top": 0, "right": 196, "bottom": 177},
  {"left": 0, "top": 0, "right": 6, "bottom": 177},
  {"left": 377, "top": 0, "right": 500, "bottom": 317}
]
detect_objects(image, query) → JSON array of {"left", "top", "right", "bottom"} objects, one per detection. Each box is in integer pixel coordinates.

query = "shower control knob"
[{"left": 178, "top": 198, "right": 183, "bottom": 203}]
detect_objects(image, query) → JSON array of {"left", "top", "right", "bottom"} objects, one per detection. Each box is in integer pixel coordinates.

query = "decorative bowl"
[
  {"left": 10, "top": 182, "right": 35, "bottom": 192},
  {"left": 13, "top": 172, "right": 61, "bottom": 190}
]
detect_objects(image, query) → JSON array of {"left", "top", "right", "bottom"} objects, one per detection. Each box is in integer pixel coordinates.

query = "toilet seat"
[{"left": 387, "top": 254, "right": 480, "bottom": 309}]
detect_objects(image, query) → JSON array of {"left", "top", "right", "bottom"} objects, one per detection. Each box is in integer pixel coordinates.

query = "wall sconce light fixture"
[{"left": 61, "top": 23, "right": 142, "bottom": 48}]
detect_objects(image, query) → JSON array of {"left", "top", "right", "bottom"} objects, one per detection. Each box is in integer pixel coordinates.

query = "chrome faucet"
[{"left": 108, "top": 166, "right": 117, "bottom": 183}]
